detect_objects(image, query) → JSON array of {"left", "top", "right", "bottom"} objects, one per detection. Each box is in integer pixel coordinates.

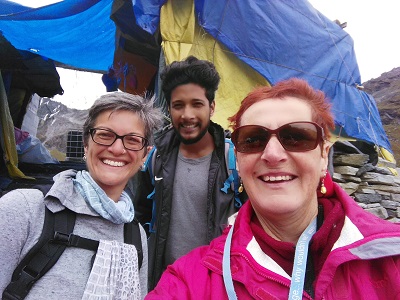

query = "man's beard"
[{"left": 175, "top": 121, "right": 210, "bottom": 145}]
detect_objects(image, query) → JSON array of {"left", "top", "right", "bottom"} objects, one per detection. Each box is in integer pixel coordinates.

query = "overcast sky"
[{"left": 309, "top": 0, "right": 400, "bottom": 81}]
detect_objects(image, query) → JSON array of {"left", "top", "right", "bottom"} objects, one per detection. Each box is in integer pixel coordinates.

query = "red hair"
[{"left": 228, "top": 78, "right": 335, "bottom": 139}]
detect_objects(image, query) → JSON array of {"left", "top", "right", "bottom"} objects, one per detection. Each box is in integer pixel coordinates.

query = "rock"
[
  {"left": 337, "top": 182, "right": 359, "bottom": 195},
  {"left": 387, "top": 209, "right": 398, "bottom": 218},
  {"left": 333, "top": 154, "right": 369, "bottom": 167},
  {"left": 355, "top": 163, "right": 376, "bottom": 176},
  {"left": 334, "top": 166, "right": 359, "bottom": 176},
  {"left": 362, "top": 172, "right": 399, "bottom": 186},
  {"left": 356, "top": 163, "right": 393, "bottom": 176},
  {"left": 365, "top": 206, "right": 389, "bottom": 219},
  {"left": 37, "top": 98, "right": 87, "bottom": 156},
  {"left": 381, "top": 200, "right": 400, "bottom": 210},
  {"left": 377, "top": 157, "right": 397, "bottom": 169},
  {"left": 333, "top": 173, "right": 361, "bottom": 183},
  {"left": 391, "top": 194, "right": 400, "bottom": 203},
  {"left": 367, "top": 184, "right": 400, "bottom": 194},
  {"left": 355, "top": 186, "right": 376, "bottom": 194},
  {"left": 354, "top": 193, "right": 382, "bottom": 204},
  {"left": 386, "top": 217, "right": 400, "bottom": 223}
]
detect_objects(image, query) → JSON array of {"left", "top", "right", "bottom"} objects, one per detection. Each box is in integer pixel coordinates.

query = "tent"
[{"left": 0, "top": 0, "right": 394, "bottom": 160}]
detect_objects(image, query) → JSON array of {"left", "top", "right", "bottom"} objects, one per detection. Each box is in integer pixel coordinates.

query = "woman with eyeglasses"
[
  {"left": 0, "top": 92, "right": 163, "bottom": 300},
  {"left": 146, "top": 78, "right": 400, "bottom": 299}
]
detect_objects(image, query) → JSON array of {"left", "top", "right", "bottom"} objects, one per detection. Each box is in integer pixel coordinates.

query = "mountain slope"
[{"left": 363, "top": 67, "right": 400, "bottom": 162}]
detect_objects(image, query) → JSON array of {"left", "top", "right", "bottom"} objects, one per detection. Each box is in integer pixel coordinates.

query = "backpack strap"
[
  {"left": 124, "top": 218, "right": 143, "bottom": 269},
  {"left": 142, "top": 146, "right": 158, "bottom": 233},
  {"left": 3, "top": 206, "right": 76, "bottom": 300},
  {"left": 3, "top": 184, "right": 144, "bottom": 300},
  {"left": 221, "top": 139, "right": 243, "bottom": 208}
]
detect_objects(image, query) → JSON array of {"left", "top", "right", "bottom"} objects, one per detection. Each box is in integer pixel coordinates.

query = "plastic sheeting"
[
  {"left": 0, "top": 0, "right": 115, "bottom": 72},
  {"left": 140, "top": 0, "right": 392, "bottom": 152},
  {"left": 160, "top": 0, "right": 269, "bottom": 128},
  {"left": 0, "top": 73, "right": 33, "bottom": 179},
  {"left": 0, "top": 0, "right": 392, "bottom": 153}
]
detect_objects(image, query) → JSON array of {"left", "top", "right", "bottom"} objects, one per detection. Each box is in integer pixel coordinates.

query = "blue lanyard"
[
  {"left": 288, "top": 217, "right": 317, "bottom": 300},
  {"left": 223, "top": 222, "right": 237, "bottom": 299},
  {"left": 222, "top": 218, "right": 317, "bottom": 300}
]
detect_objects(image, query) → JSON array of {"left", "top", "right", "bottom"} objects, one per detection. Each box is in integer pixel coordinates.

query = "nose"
[
  {"left": 108, "top": 137, "right": 126, "bottom": 155},
  {"left": 260, "top": 135, "right": 287, "bottom": 163},
  {"left": 181, "top": 106, "right": 195, "bottom": 120}
]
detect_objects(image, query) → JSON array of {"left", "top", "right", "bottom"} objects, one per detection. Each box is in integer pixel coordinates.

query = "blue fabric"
[
  {"left": 0, "top": 0, "right": 30, "bottom": 15},
  {"left": 16, "top": 135, "right": 59, "bottom": 164},
  {"left": 131, "top": 0, "right": 166, "bottom": 34},
  {"left": 120, "top": 0, "right": 391, "bottom": 151},
  {"left": 0, "top": 0, "right": 115, "bottom": 71},
  {"left": 0, "top": 0, "right": 103, "bottom": 20},
  {"left": 0, "top": 0, "right": 392, "bottom": 152},
  {"left": 73, "top": 170, "right": 135, "bottom": 224},
  {"left": 194, "top": 0, "right": 391, "bottom": 152}
]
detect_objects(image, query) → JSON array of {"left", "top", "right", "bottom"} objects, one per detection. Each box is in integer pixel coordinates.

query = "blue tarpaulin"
[
  {"left": 0, "top": 0, "right": 392, "bottom": 153},
  {"left": 0, "top": 0, "right": 115, "bottom": 71}
]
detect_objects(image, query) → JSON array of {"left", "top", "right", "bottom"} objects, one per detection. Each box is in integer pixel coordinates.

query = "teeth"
[
  {"left": 182, "top": 124, "right": 196, "bottom": 128},
  {"left": 262, "top": 175, "right": 293, "bottom": 182},
  {"left": 103, "top": 159, "right": 126, "bottom": 167}
]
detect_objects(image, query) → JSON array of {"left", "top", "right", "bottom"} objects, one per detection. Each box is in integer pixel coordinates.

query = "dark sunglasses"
[{"left": 231, "top": 121, "right": 324, "bottom": 153}]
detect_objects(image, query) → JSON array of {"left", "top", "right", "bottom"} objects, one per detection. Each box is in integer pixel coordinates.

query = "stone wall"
[{"left": 333, "top": 153, "right": 400, "bottom": 222}]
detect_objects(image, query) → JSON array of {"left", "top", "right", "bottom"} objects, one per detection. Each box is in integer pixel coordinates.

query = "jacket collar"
[
  {"left": 202, "top": 191, "right": 400, "bottom": 276},
  {"left": 44, "top": 169, "right": 100, "bottom": 216}
]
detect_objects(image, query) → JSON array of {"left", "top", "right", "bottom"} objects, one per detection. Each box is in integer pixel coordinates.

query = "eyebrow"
[{"left": 93, "top": 127, "right": 144, "bottom": 136}]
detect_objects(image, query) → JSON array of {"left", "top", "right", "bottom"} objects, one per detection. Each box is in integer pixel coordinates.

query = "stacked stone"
[{"left": 332, "top": 154, "right": 400, "bottom": 222}]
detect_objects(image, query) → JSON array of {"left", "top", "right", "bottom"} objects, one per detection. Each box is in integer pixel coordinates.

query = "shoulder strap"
[
  {"left": 124, "top": 218, "right": 143, "bottom": 269},
  {"left": 3, "top": 185, "right": 144, "bottom": 300},
  {"left": 221, "top": 139, "right": 243, "bottom": 208},
  {"left": 3, "top": 203, "right": 76, "bottom": 300},
  {"left": 142, "top": 146, "right": 158, "bottom": 233},
  {"left": 143, "top": 146, "right": 157, "bottom": 182},
  {"left": 34, "top": 184, "right": 53, "bottom": 196}
]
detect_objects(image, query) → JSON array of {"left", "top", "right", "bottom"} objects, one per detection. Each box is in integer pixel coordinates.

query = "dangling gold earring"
[
  {"left": 320, "top": 171, "right": 327, "bottom": 195},
  {"left": 83, "top": 154, "right": 87, "bottom": 161},
  {"left": 238, "top": 179, "right": 244, "bottom": 193}
]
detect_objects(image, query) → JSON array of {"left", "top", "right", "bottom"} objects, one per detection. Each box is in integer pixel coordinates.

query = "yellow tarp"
[
  {"left": 160, "top": 0, "right": 269, "bottom": 129},
  {"left": 0, "top": 72, "right": 33, "bottom": 179}
]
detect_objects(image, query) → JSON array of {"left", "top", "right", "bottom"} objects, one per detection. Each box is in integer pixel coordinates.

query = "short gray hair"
[{"left": 83, "top": 92, "right": 163, "bottom": 148}]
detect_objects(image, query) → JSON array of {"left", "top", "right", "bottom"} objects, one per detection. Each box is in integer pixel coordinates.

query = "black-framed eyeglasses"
[
  {"left": 89, "top": 128, "right": 148, "bottom": 151},
  {"left": 231, "top": 121, "right": 324, "bottom": 153}
]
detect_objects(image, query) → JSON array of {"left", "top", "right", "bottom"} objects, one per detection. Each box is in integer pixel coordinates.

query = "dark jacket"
[{"left": 133, "top": 121, "right": 243, "bottom": 290}]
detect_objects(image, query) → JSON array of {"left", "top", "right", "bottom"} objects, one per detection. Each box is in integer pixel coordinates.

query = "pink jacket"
[{"left": 146, "top": 182, "right": 400, "bottom": 299}]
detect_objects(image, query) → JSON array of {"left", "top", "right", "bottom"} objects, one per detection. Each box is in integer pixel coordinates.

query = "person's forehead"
[
  {"left": 171, "top": 83, "right": 207, "bottom": 99},
  {"left": 94, "top": 110, "right": 145, "bottom": 134},
  {"left": 240, "top": 97, "right": 313, "bottom": 127}
]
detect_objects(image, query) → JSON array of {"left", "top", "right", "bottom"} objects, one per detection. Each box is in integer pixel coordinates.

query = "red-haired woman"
[{"left": 146, "top": 78, "right": 400, "bottom": 300}]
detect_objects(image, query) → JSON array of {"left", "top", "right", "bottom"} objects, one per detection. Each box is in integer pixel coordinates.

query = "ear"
[
  {"left": 234, "top": 149, "right": 241, "bottom": 177},
  {"left": 320, "top": 141, "right": 332, "bottom": 176},
  {"left": 142, "top": 145, "right": 152, "bottom": 160},
  {"left": 210, "top": 101, "right": 215, "bottom": 117}
]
